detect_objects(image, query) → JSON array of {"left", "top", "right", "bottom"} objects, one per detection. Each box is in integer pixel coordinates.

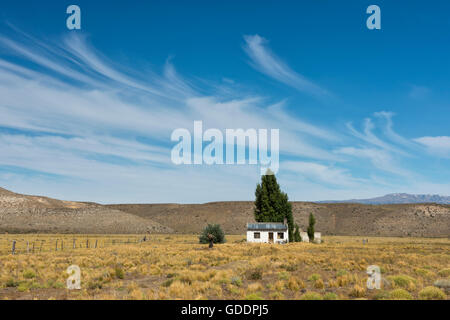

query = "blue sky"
[{"left": 0, "top": 1, "right": 449, "bottom": 203}]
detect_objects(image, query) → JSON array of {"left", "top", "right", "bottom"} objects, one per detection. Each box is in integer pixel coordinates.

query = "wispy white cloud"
[
  {"left": 243, "top": 34, "right": 330, "bottom": 97},
  {"left": 335, "top": 147, "right": 413, "bottom": 178},
  {"left": 282, "top": 161, "right": 366, "bottom": 187},
  {"left": 0, "top": 28, "right": 447, "bottom": 202},
  {"left": 374, "top": 111, "right": 418, "bottom": 149},
  {"left": 346, "top": 118, "right": 410, "bottom": 157},
  {"left": 414, "top": 136, "right": 450, "bottom": 158},
  {"left": 0, "top": 29, "right": 347, "bottom": 202}
]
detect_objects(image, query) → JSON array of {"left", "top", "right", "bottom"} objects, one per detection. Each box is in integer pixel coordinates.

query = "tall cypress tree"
[{"left": 254, "top": 169, "right": 294, "bottom": 242}]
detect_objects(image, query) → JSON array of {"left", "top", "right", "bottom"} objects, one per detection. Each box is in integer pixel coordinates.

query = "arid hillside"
[
  {"left": 0, "top": 187, "right": 449, "bottom": 236},
  {"left": 108, "top": 201, "right": 450, "bottom": 237},
  {"left": 0, "top": 188, "right": 172, "bottom": 234}
]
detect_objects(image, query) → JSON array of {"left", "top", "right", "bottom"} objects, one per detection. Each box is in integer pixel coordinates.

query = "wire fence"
[{"left": 0, "top": 235, "right": 148, "bottom": 255}]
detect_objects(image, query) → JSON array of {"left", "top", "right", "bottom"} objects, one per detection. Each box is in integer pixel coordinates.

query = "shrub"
[
  {"left": 438, "top": 268, "right": 450, "bottom": 277},
  {"left": 87, "top": 281, "right": 103, "bottom": 290},
  {"left": 349, "top": 285, "right": 366, "bottom": 298},
  {"left": 5, "top": 278, "right": 19, "bottom": 288},
  {"left": 373, "top": 290, "right": 391, "bottom": 300},
  {"left": 389, "top": 289, "right": 412, "bottom": 300},
  {"left": 17, "top": 282, "right": 29, "bottom": 292},
  {"left": 231, "top": 277, "right": 242, "bottom": 287},
  {"left": 299, "top": 292, "right": 322, "bottom": 300},
  {"left": 336, "top": 269, "right": 347, "bottom": 277},
  {"left": 314, "top": 279, "right": 325, "bottom": 289},
  {"left": 418, "top": 286, "right": 446, "bottom": 300},
  {"left": 199, "top": 224, "right": 226, "bottom": 244},
  {"left": 415, "top": 268, "right": 434, "bottom": 278},
  {"left": 246, "top": 267, "right": 263, "bottom": 280},
  {"left": 281, "top": 264, "right": 297, "bottom": 272},
  {"left": 23, "top": 269, "right": 36, "bottom": 279},
  {"left": 323, "top": 292, "right": 338, "bottom": 300},
  {"left": 308, "top": 273, "right": 321, "bottom": 282},
  {"left": 278, "top": 271, "right": 289, "bottom": 280},
  {"left": 245, "top": 293, "right": 264, "bottom": 300},
  {"left": 270, "top": 292, "right": 284, "bottom": 300},
  {"left": 114, "top": 267, "right": 125, "bottom": 279},
  {"left": 387, "top": 275, "right": 416, "bottom": 290}
]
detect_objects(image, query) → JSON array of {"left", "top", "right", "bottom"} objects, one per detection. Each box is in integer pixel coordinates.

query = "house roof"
[{"left": 247, "top": 223, "right": 287, "bottom": 231}]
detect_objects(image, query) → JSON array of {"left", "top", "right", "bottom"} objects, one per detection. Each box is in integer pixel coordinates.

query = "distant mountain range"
[{"left": 318, "top": 193, "right": 450, "bottom": 205}]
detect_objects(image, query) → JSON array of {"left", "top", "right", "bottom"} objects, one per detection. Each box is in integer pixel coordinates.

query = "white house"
[{"left": 246, "top": 222, "right": 288, "bottom": 244}]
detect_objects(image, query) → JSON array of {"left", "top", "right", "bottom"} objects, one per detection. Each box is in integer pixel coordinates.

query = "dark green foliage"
[
  {"left": 307, "top": 213, "right": 316, "bottom": 241},
  {"left": 254, "top": 169, "right": 295, "bottom": 242},
  {"left": 5, "top": 278, "right": 19, "bottom": 287},
  {"left": 294, "top": 223, "right": 301, "bottom": 242},
  {"left": 199, "top": 224, "right": 226, "bottom": 244},
  {"left": 114, "top": 266, "right": 125, "bottom": 279},
  {"left": 246, "top": 267, "right": 263, "bottom": 280}
]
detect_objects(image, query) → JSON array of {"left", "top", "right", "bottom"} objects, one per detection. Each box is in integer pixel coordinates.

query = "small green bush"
[
  {"left": 199, "top": 224, "right": 226, "bottom": 244},
  {"left": 299, "top": 292, "right": 323, "bottom": 300},
  {"left": 246, "top": 267, "right": 263, "bottom": 280},
  {"left": 17, "top": 282, "right": 29, "bottom": 292},
  {"left": 438, "top": 268, "right": 450, "bottom": 277},
  {"left": 323, "top": 292, "right": 338, "bottom": 300},
  {"left": 336, "top": 269, "right": 347, "bottom": 277},
  {"left": 418, "top": 286, "right": 446, "bottom": 300},
  {"left": 114, "top": 266, "right": 125, "bottom": 279},
  {"left": 415, "top": 268, "right": 434, "bottom": 278},
  {"left": 389, "top": 289, "right": 412, "bottom": 300},
  {"left": 387, "top": 275, "right": 416, "bottom": 290},
  {"left": 373, "top": 290, "right": 391, "bottom": 300},
  {"left": 245, "top": 293, "right": 264, "bottom": 300},
  {"left": 308, "top": 273, "right": 321, "bottom": 281},
  {"left": 231, "top": 276, "right": 242, "bottom": 287},
  {"left": 23, "top": 269, "right": 36, "bottom": 279},
  {"left": 278, "top": 271, "right": 290, "bottom": 280},
  {"left": 281, "top": 264, "right": 297, "bottom": 272},
  {"left": 5, "top": 278, "right": 19, "bottom": 288},
  {"left": 87, "top": 281, "right": 103, "bottom": 290}
]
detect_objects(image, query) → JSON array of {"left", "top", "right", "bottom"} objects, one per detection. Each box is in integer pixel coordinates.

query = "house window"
[
  {"left": 277, "top": 232, "right": 284, "bottom": 239},
  {"left": 254, "top": 232, "right": 261, "bottom": 239}
]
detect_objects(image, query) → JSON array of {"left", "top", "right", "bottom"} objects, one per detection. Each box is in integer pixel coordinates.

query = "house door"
[{"left": 268, "top": 232, "right": 274, "bottom": 243}]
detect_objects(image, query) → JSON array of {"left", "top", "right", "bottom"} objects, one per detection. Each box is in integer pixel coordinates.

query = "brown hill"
[
  {"left": 0, "top": 188, "right": 172, "bottom": 234},
  {"left": 1, "top": 187, "right": 448, "bottom": 236},
  {"left": 108, "top": 201, "right": 450, "bottom": 237}
]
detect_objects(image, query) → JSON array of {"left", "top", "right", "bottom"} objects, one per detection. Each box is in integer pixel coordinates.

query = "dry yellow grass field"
[{"left": 0, "top": 234, "right": 448, "bottom": 300}]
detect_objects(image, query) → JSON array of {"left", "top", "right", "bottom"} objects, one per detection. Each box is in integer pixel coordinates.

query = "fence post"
[
  {"left": 61, "top": 240, "right": 64, "bottom": 251},
  {"left": 27, "top": 241, "right": 30, "bottom": 253},
  {"left": 73, "top": 239, "right": 76, "bottom": 249},
  {"left": 12, "top": 240, "right": 16, "bottom": 255},
  {"left": 55, "top": 240, "right": 58, "bottom": 251},
  {"left": 95, "top": 240, "right": 98, "bottom": 248},
  {"left": 32, "top": 242, "right": 35, "bottom": 253},
  {"left": 86, "top": 239, "right": 89, "bottom": 248}
]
